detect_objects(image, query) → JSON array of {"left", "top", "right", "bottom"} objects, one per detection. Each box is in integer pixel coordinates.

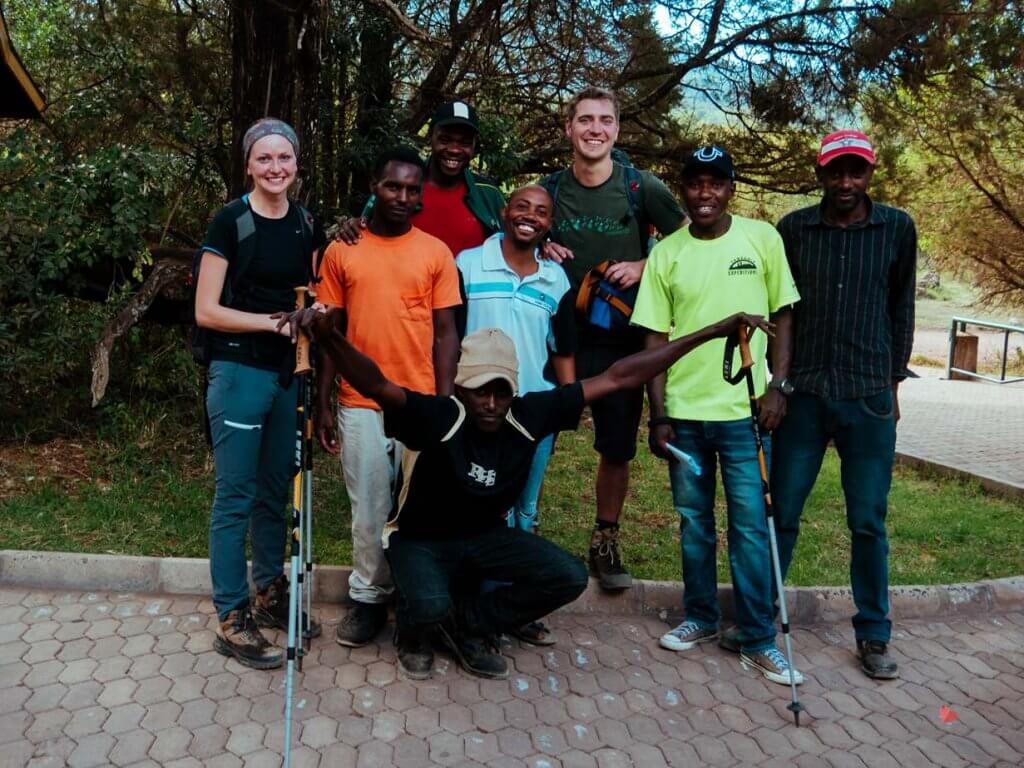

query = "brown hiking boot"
[
  {"left": 214, "top": 605, "right": 283, "bottom": 669},
  {"left": 253, "top": 575, "right": 322, "bottom": 639},
  {"left": 588, "top": 526, "right": 633, "bottom": 591}
]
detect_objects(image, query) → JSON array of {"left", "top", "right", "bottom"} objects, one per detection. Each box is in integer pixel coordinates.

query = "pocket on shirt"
[
  {"left": 858, "top": 389, "right": 894, "bottom": 420},
  {"left": 401, "top": 291, "right": 432, "bottom": 322}
]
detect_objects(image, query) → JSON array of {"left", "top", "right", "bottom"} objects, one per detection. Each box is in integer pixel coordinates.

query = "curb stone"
[{"left": 3, "top": 549, "right": 1023, "bottom": 624}]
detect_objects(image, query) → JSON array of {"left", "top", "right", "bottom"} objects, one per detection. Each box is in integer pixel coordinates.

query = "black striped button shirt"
[{"left": 776, "top": 199, "right": 917, "bottom": 400}]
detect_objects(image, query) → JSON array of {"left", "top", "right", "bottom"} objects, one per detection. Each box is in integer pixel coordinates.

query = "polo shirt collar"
[
  {"left": 810, "top": 195, "right": 884, "bottom": 229},
  {"left": 481, "top": 232, "right": 542, "bottom": 273}
]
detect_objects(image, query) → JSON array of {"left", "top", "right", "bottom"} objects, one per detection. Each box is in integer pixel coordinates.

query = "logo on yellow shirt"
[{"left": 728, "top": 257, "right": 758, "bottom": 275}]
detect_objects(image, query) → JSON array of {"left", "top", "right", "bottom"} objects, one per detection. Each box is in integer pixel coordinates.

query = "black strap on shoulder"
[
  {"left": 622, "top": 165, "right": 650, "bottom": 257},
  {"left": 221, "top": 195, "right": 257, "bottom": 307}
]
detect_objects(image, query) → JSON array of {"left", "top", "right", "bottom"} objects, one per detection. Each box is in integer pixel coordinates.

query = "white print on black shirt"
[{"left": 467, "top": 463, "right": 497, "bottom": 487}]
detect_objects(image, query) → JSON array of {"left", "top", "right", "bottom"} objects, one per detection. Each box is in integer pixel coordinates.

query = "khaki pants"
[{"left": 337, "top": 406, "right": 403, "bottom": 604}]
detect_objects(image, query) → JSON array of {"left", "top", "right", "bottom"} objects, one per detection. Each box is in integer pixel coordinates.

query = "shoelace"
[
  {"left": 760, "top": 647, "right": 789, "bottom": 669},
  {"left": 669, "top": 620, "right": 703, "bottom": 639},
  {"left": 596, "top": 531, "right": 620, "bottom": 564}
]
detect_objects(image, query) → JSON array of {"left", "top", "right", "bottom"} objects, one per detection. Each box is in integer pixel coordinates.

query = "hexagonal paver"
[
  {"left": 67, "top": 731, "right": 115, "bottom": 768},
  {"left": 226, "top": 721, "right": 266, "bottom": 757}
]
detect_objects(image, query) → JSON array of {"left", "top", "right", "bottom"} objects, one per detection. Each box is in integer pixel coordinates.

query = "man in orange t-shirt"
[{"left": 316, "top": 146, "right": 461, "bottom": 648}]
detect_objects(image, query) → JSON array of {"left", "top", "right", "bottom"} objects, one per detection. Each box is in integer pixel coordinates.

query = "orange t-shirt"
[{"left": 317, "top": 227, "right": 461, "bottom": 410}]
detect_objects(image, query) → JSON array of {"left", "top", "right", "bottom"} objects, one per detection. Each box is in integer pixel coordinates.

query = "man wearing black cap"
[
  {"left": 279, "top": 306, "right": 771, "bottom": 682},
  {"left": 770, "top": 130, "right": 917, "bottom": 680},
  {"left": 337, "top": 100, "right": 505, "bottom": 257},
  {"left": 633, "top": 145, "right": 804, "bottom": 686}
]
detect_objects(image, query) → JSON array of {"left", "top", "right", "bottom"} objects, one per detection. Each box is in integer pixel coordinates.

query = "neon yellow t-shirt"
[{"left": 632, "top": 215, "right": 800, "bottom": 421}]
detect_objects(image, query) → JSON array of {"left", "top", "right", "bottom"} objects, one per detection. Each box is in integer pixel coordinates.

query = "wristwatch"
[{"left": 768, "top": 378, "right": 795, "bottom": 396}]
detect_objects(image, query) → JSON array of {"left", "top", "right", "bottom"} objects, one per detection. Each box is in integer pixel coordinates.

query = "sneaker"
[
  {"left": 659, "top": 619, "right": 719, "bottom": 652},
  {"left": 335, "top": 601, "right": 388, "bottom": 647},
  {"left": 508, "top": 621, "right": 557, "bottom": 646},
  {"left": 857, "top": 639, "right": 899, "bottom": 680},
  {"left": 252, "top": 575, "right": 322, "bottom": 639},
  {"left": 588, "top": 527, "right": 633, "bottom": 591},
  {"left": 436, "top": 619, "right": 509, "bottom": 679},
  {"left": 395, "top": 628, "right": 434, "bottom": 681},
  {"left": 740, "top": 646, "right": 805, "bottom": 686},
  {"left": 718, "top": 625, "right": 741, "bottom": 653},
  {"left": 214, "top": 605, "right": 283, "bottom": 670}
]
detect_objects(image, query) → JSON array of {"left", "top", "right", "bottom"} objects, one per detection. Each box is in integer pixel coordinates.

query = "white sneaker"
[
  {"left": 659, "top": 619, "right": 719, "bottom": 652},
  {"left": 740, "top": 646, "right": 805, "bottom": 686}
]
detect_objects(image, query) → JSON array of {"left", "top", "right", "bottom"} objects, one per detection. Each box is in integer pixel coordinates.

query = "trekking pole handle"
[
  {"left": 294, "top": 287, "right": 312, "bottom": 375},
  {"left": 737, "top": 324, "right": 754, "bottom": 370}
]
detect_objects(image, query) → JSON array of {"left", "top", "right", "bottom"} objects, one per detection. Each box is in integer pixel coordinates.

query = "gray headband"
[{"left": 242, "top": 119, "right": 300, "bottom": 161}]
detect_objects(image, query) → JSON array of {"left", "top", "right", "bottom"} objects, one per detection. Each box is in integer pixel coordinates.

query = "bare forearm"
[
  {"left": 606, "top": 324, "right": 720, "bottom": 391},
  {"left": 433, "top": 334, "right": 458, "bottom": 396},
  {"left": 551, "top": 354, "right": 575, "bottom": 386},
  {"left": 317, "top": 354, "right": 337, "bottom": 413},
  {"left": 770, "top": 309, "right": 793, "bottom": 379},
  {"left": 318, "top": 328, "right": 389, "bottom": 402},
  {"left": 644, "top": 332, "right": 670, "bottom": 419}
]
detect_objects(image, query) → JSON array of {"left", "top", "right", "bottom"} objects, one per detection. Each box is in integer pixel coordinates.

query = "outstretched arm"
[
  {"left": 280, "top": 308, "right": 407, "bottom": 410},
  {"left": 581, "top": 313, "right": 773, "bottom": 404}
]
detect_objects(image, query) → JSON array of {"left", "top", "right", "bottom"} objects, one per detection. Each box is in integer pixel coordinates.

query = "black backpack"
[
  {"left": 539, "top": 159, "right": 652, "bottom": 257},
  {"left": 189, "top": 194, "right": 315, "bottom": 366}
]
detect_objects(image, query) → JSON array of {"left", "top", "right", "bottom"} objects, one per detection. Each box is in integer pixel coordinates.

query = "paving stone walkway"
[
  {"left": 2, "top": 588, "right": 1023, "bottom": 767},
  {"left": 896, "top": 366, "right": 1024, "bottom": 493}
]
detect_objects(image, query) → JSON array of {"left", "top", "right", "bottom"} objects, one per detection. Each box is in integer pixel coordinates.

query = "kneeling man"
[{"left": 282, "top": 308, "right": 771, "bottom": 680}]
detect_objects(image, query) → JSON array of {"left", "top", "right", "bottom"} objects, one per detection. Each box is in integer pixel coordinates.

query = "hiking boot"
[
  {"left": 659, "top": 619, "right": 719, "bottom": 652},
  {"left": 718, "top": 625, "right": 741, "bottom": 653},
  {"left": 857, "top": 639, "right": 899, "bottom": 680},
  {"left": 436, "top": 619, "right": 509, "bottom": 679},
  {"left": 740, "top": 647, "right": 805, "bottom": 686},
  {"left": 588, "top": 526, "right": 633, "bottom": 591},
  {"left": 335, "top": 601, "right": 388, "bottom": 647},
  {"left": 395, "top": 628, "right": 434, "bottom": 681},
  {"left": 214, "top": 605, "right": 283, "bottom": 670},
  {"left": 508, "top": 620, "right": 557, "bottom": 646},
  {"left": 252, "top": 575, "right": 322, "bottom": 640}
]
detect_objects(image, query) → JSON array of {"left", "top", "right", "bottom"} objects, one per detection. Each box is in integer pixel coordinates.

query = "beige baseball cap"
[{"left": 455, "top": 328, "right": 519, "bottom": 395}]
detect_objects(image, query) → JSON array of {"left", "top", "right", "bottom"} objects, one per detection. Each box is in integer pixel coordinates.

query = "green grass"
[{"left": 2, "top": 416, "right": 1021, "bottom": 586}]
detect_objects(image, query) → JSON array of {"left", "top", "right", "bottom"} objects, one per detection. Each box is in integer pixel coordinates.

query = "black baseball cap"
[
  {"left": 429, "top": 100, "right": 480, "bottom": 134},
  {"left": 683, "top": 145, "right": 736, "bottom": 180}
]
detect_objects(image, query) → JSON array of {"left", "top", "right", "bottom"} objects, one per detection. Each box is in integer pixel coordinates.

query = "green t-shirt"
[
  {"left": 632, "top": 215, "right": 801, "bottom": 421},
  {"left": 550, "top": 163, "right": 685, "bottom": 290}
]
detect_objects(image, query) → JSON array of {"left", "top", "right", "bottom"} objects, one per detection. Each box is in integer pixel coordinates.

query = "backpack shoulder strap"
[
  {"left": 622, "top": 166, "right": 650, "bottom": 257},
  {"left": 222, "top": 195, "right": 257, "bottom": 306}
]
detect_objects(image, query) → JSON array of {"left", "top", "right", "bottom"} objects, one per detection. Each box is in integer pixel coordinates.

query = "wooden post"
[{"left": 951, "top": 333, "right": 979, "bottom": 380}]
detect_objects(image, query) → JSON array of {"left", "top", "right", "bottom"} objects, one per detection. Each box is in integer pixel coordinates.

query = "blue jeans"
[
  {"left": 206, "top": 361, "right": 298, "bottom": 619},
  {"left": 386, "top": 526, "right": 589, "bottom": 635},
  {"left": 669, "top": 418, "right": 775, "bottom": 653},
  {"left": 507, "top": 434, "right": 554, "bottom": 532},
  {"left": 771, "top": 390, "right": 895, "bottom": 643}
]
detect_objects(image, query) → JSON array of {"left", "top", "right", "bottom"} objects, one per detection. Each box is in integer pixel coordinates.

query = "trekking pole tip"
[{"left": 788, "top": 700, "right": 805, "bottom": 727}]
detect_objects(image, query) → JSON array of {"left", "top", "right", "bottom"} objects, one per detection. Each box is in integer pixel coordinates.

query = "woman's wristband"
[{"left": 648, "top": 416, "right": 673, "bottom": 429}]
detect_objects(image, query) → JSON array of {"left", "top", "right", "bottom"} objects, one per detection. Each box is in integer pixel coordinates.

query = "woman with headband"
[{"left": 195, "top": 118, "right": 326, "bottom": 669}]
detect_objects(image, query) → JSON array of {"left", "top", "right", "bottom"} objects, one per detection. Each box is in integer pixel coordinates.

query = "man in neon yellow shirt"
[{"left": 632, "top": 145, "right": 803, "bottom": 686}]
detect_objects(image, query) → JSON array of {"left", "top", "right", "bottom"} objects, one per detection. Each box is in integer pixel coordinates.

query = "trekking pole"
[
  {"left": 283, "top": 287, "right": 312, "bottom": 768},
  {"left": 723, "top": 324, "right": 805, "bottom": 727},
  {"left": 303, "top": 351, "right": 314, "bottom": 656}
]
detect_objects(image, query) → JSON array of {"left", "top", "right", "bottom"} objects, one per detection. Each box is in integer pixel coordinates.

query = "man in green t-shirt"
[
  {"left": 632, "top": 145, "right": 804, "bottom": 686},
  {"left": 541, "top": 87, "right": 686, "bottom": 592}
]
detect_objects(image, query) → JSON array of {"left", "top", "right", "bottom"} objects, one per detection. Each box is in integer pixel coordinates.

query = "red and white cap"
[{"left": 817, "top": 130, "right": 876, "bottom": 166}]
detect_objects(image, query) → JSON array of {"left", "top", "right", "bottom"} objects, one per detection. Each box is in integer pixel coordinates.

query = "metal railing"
[{"left": 946, "top": 316, "right": 1024, "bottom": 384}]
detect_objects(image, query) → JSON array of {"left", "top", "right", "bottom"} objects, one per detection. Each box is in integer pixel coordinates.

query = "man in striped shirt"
[{"left": 769, "top": 130, "right": 916, "bottom": 680}]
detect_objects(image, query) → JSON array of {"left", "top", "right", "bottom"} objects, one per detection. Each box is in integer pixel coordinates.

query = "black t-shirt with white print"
[{"left": 382, "top": 382, "right": 585, "bottom": 540}]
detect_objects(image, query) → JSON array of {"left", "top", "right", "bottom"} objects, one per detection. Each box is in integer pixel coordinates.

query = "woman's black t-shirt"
[{"left": 201, "top": 200, "right": 327, "bottom": 371}]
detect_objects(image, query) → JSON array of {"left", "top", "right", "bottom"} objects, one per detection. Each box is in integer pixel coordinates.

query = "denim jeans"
[
  {"left": 669, "top": 418, "right": 775, "bottom": 653},
  {"left": 206, "top": 361, "right": 298, "bottom": 619},
  {"left": 386, "top": 526, "right": 589, "bottom": 636},
  {"left": 507, "top": 434, "right": 554, "bottom": 532},
  {"left": 771, "top": 390, "right": 895, "bottom": 642}
]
